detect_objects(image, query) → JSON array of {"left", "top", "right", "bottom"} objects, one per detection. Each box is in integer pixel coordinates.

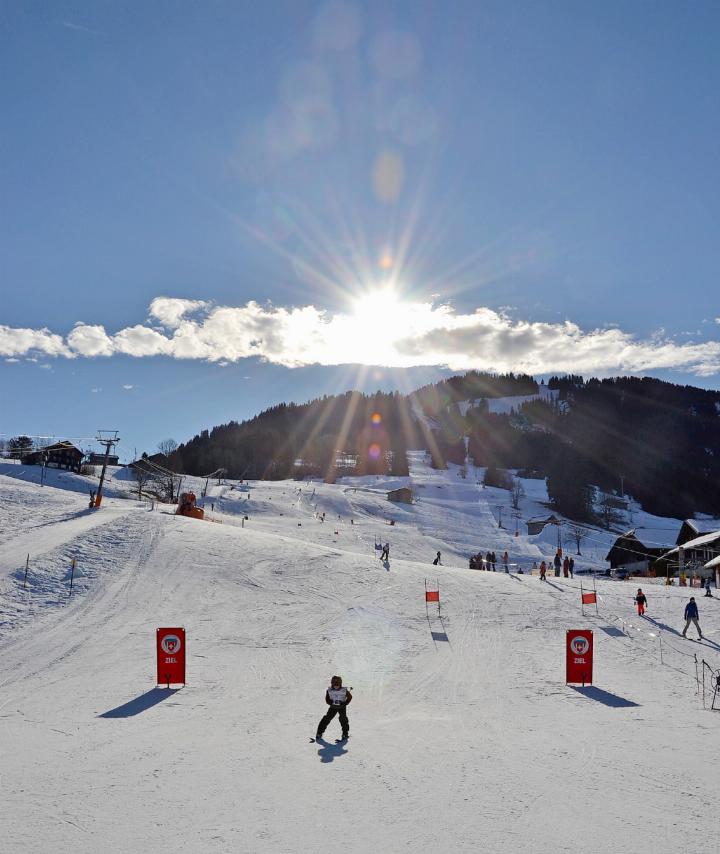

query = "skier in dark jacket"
[
  {"left": 316, "top": 675, "right": 352, "bottom": 741},
  {"left": 554, "top": 553, "right": 562, "bottom": 577},
  {"left": 634, "top": 588, "right": 647, "bottom": 616},
  {"left": 433, "top": 551, "right": 442, "bottom": 566},
  {"left": 682, "top": 597, "right": 703, "bottom": 639}
]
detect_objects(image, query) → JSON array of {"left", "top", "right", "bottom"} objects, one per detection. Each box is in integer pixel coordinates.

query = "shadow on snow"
[
  {"left": 571, "top": 685, "right": 639, "bottom": 708},
  {"left": 99, "top": 687, "right": 181, "bottom": 718}
]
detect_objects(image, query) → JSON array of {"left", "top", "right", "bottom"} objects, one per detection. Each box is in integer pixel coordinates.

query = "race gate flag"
[
  {"left": 157, "top": 627, "right": 186, "bottom": 687},
  {"left": 566, "top": 629, "right": 593, "bottom": 685}
]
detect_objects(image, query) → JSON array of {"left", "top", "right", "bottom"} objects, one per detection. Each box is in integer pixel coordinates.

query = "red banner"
[
  {"left": 581, "top": 592, "right": 597, "bottom": 604},
  {"left": 157, "top": 627, "right": 186, "bottom": 686},
  {"left": 425, "top": 590, "right": 439, "bottom": 602},
  {"left": 566, "top": 630, "right": 593, "bottom": 685}
]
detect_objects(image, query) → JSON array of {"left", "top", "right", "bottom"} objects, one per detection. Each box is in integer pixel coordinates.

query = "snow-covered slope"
[{"left": 1, "top": 459, "right": 718, "bottom": 853}]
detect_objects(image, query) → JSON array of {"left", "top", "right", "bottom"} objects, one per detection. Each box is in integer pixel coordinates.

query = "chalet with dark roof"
[
  {"left": 605, "top": 530, "right": 669, "bottom": 573},
  {"left": 21, "top": 441, "right": 84, "bottom": 473}
]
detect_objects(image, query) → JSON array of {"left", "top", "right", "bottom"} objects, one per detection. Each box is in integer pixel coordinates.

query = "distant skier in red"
[
  {"left": 634, "top": 588, "right": 647, "bottom": 616},
  {"left": 316, "top": 675, "right": 352, "bottom": 742}
]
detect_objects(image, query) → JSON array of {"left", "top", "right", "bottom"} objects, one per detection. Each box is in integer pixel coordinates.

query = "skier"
[
  {"left": 539, "top": 560, "right": 547, "bottom": 581},
  {"left": 705, "top": 578, "right": 713, "bottom": 597},
  {"left": 316, "top": 675, "right": 352, "bottom": 741},
  {"left": 502, "top": 551, "right": 509, "bottom": 572},
  {"left": 634, "top": 588, "right": 647, "bottom": 616},
  {"left": 433, "top": 551, "right": 442, "bottom": 566},
  {"left": 380, "top": 542, "right": 389, "bottom": 562},
  {"left": 681, "top": 597, "right": 703, "bottom": 639}
]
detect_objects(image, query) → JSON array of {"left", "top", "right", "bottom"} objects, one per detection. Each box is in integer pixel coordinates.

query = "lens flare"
[
  {"left": 371, "top": 412, "right": 382, "bottom": 425},
  {"left": 368, "top": 443, "right": 382, "bottom": 459}
]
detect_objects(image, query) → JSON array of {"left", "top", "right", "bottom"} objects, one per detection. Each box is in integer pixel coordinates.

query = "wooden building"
[
  {"left": 21, "top": 441, "right": 84, "bottom": 473},
  {"left": 387, "top": 487, "right": 413, "bottom": 504},
  {"left": 604, "top": 530, "right": 668, "bottom": 574}
]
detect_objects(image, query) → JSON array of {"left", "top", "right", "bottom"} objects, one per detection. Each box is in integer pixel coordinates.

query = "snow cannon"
[{"left": 176, "top": 491, "right": 205, "bottom": 520}]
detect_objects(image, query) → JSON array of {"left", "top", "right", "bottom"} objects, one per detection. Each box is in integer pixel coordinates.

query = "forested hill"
[{"left": 168, "top": 372, "right": 720, "bottom": 520}]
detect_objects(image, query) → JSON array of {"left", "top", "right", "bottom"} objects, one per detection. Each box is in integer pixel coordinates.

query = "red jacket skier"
[{"left": 635, "top": 588, "right": 647, "bottom": 616}]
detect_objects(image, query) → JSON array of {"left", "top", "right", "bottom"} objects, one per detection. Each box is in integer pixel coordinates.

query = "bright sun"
[{"left": 350, "top": 287, "right": 404, "bottom": 324}]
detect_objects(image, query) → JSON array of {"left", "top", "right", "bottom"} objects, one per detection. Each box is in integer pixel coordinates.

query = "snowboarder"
[
  {"left": 705, "top": 578, "right": 713, "bottom": 597},
  {"left": 316, "top": 675, "right": 352, "bottom": 741},
  {"left": 433, "top": 551, "right": 442, "bottom": 566},
  {"left": 681, "top": 597, "right": 703, "bottom": 639},
  {"left": 539, "top": 560, "right": 547, "bottom": 581},
  {"left": 380, "top": 542, "right": 390, "bottom": 562},
  {"left": 635, "top": 588, "right": 647, "bottom": 616},
  {"left": 502, "top": 551, "right": 509, "bottom": 572}
]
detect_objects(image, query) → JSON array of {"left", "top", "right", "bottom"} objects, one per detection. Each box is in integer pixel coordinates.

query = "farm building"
[
  {"left": 21, "top": 441, "right": 84, "bottom": 473},
  {"left": 387, "top": 487, "right": 413, "bottom": 504}
]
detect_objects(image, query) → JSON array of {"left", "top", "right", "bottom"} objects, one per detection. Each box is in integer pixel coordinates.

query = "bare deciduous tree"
[
  {"left": 566, "top": 523, "right": 589, "bottom": 555},
  {"left": 157, "top": 438, "right": 178, "bottom": 457},
  {"left": 510, "top": 478, "right": 526, "bottom": 510},
  {"left": 132, "top": 464, "right": 153, "bottom": 500}
]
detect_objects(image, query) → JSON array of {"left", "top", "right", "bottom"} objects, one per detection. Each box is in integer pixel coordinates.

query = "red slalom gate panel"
[
  {"left": 566, "top": 629, "right": 593, "bottom": 685},
  {"left": 425, "top": 590, "right": 440, "bottom": 602},
  {"left": 581, "top": 592, "right": 597, "bottom": 605},
  {"left": 157, "top": 627, "right": 186, "bottom": 686}
]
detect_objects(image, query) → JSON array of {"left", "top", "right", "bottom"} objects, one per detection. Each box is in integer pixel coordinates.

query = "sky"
[{"left": 1, "top": 0, "right": 719, "bottom": 460}]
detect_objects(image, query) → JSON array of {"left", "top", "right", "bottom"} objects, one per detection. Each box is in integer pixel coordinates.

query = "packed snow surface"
[{"left": 1, "top": 453, "right": 718, "bottom": 853}]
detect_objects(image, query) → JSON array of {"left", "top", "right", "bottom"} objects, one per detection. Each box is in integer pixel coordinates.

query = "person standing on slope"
[
  {"left": 554, "top": 553, "right": 562, "bottom": 577},
  {"left": 635, "top": 588, "right": 647, "bottom": 616},
  {"left": 502, "top": 551, "right": 509, "bottom": 572},
  {"left": 433, "top": 551, "right": 442, "bottom": 566},
  {"left": 539, "top": 560, "right": 547, "bottom": 581},
  {"left": 705, "top": 577, "right": 713, "bottom": 597},
  {"left": 563, "top": 556, "right": 570, "bottom": 578},
  {"left": 569, "top": 557, "right": 574, "bottom": 578},
  {"left": 316, "top": 675, "right": 352, "bottom": 741},
  {"left": 682, "top": 597, "right": 703, "bottom": 639}
]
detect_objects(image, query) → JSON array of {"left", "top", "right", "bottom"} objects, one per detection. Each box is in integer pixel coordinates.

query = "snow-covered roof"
[
  {"left": 705, "top": 554, "right": 720, "bottom": 569},
  {"left": 663, "top": 528, "right": 720, "bottom": 557}
]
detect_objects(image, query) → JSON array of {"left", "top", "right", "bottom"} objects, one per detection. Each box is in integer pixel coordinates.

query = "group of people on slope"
[
  {"left": 469, "top": 550, "right": 510, "bottom": 571},
  {"left": 537, "top": 553, "right": 574, "bottom": 581}
]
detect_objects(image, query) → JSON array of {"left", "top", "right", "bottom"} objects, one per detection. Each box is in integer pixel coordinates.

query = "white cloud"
[
  {"left": 149, "top": 297, "right": 208, "bottom": 329},
  {"left": 122, "top": 384, "right": 134, "bottom": 390},
  {"left": 0, "top": 325, "right": 70, "bottom": 358},
  {"left": 3, "top": 297, "right": 720, "bottom": 377},
  {"left": 67, "top": 323, "right": 114, "bottom": 357},
  {"left": 91, "top": 388, "right": 102, "bottom": 393},
  {"left": 5, "top": 358, "right": 20, "bottom": 364}
]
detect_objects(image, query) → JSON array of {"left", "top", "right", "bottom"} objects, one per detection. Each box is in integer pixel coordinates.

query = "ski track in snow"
[{"left": 0, "top": 455, "right": 719, "bottom": 853}]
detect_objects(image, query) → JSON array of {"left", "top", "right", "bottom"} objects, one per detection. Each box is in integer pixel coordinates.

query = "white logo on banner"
[
  {"left": 161, "top": 634, "right": 182, "bottom": 654},
  {"left": 570, "top": 637, "right": 589, "bottom": 655}
]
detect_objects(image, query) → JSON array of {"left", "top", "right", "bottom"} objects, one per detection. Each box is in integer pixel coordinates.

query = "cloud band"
[{"left": 2, "top": 297, "right": 720, "bottom": 376}]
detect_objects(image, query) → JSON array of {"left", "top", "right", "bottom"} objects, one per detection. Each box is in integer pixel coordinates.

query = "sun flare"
[{"left": 350, "top": 287, "right": 405, "bottom": 324}]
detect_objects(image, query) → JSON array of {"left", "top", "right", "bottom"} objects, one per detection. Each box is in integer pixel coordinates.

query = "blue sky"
[{"left": 1, "top": 1, "right": 719, "bottom": 460}]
